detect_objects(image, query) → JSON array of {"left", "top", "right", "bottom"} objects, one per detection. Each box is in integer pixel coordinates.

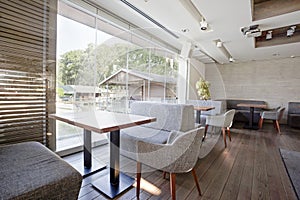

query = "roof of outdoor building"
[{"left": 99, "top": 68, "right": 176, "bottom": 86}]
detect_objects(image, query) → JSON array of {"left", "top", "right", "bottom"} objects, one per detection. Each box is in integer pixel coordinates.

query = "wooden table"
[
  {"left": 49, "top": 110, "right": 156, "bottom": 199},
  {"left": 237, "top": 103, "right": 267, "bottom": 130},
  {"left": 194, "top": 106, "right": 215, "bottom": 124}
]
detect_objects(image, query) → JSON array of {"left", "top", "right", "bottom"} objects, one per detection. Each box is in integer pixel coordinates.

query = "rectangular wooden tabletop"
[
  {"left": 194, "top": 106, "right": 215, "bottom": 111},
  {"left": 49, "top": 110, "right": 156, "bottom": 133},
  {"left": 237, "top": 103, "right": 267, "bottom": 109}
]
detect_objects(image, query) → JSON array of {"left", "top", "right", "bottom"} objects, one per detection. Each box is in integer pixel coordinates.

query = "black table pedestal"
[
  {"left": 243, "top": 107, "right": 259, "bottom": 130},
  {"left": 92, "top": 130, "right": 134, "bottom": 199}
]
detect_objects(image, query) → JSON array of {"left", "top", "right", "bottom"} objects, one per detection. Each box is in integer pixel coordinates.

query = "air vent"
[{"left": 120, "top": 0, "right": 179, "bottom": 39}]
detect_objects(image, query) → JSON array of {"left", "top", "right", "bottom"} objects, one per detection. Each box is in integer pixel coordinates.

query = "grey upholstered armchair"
[
  {"left": 136, "top": 127, "right": 205, "bottom": 200},
  {"left": 204, "top": 109, "right": 235, "bottom": 148},
  {"left": 259, "top": 107, "right": 285, "bottom": 134}
]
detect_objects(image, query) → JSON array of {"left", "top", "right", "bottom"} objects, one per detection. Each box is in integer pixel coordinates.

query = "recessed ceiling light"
[{"left": 181, "top": 28, "right": 189, "bottom": 33}]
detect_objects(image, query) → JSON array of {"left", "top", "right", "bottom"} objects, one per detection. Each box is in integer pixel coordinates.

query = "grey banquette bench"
[
  {"left": 224, "top": 99, "right": 267, "bottom": 124},
  {"left": 288, "top": 102, "right": 300, "bottom": 128},
  {"left": 120, "top": 101, "right": 195, "bottom": 160},
  {"left": 0, "top": 142, "right": 82, "bottom": 200}
]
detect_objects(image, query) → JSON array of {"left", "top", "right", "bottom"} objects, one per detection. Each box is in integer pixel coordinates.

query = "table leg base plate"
[
  {"left": 92, "top": 169, "right": 134, "bottom": 199},
  {"left": 67, "top": 157, "right": 106, "bottom": 178}
]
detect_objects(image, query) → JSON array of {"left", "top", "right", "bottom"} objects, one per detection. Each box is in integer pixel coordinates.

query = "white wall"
[{"left": 205, "top": 57, "right": 300, "bottom": 122}]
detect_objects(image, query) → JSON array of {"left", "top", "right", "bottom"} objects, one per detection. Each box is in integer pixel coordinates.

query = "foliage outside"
[
  {"left": 58, "top": 43, "right": 178, "bottom": 86},
  {"left": 195, "top": 78, "right": 211, "bottom": 100}
]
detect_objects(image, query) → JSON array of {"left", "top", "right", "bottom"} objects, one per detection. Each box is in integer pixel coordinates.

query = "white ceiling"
[{"left": 92, "top": 0, "right": 300, "bottom": 64}]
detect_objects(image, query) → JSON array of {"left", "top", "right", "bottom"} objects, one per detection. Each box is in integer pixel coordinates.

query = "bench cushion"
[
  {"left": 130, "top": 101, "right": 195, "bottom": 132},
  {"left": 0, "top": 142, "right": 82, "bottom": 199}
]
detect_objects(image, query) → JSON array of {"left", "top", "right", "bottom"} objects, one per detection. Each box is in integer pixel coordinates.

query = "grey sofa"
[
  {"left": 225, "top": 99, "right": 266, "bottom": 124},
  {"left": 187, "top": 100, "right": 227, "bottom": 125},
  {"left": 0, "top": 142, "right": 82, "bottom": 200},
  {"left": 120, "top": 101, "right": 195, "bottom": 160},
  {"left": 288, "top": 102, "right": 300, "bottom": 128}
]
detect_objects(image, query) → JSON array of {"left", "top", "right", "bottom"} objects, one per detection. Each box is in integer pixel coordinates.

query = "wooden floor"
[{"left": 63, "top": 123, "right": 300, "bottom": 200}]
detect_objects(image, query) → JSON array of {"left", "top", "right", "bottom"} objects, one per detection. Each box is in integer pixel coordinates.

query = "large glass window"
[{"left": 56, "top": 0, "right": 178, "bottom": 153}]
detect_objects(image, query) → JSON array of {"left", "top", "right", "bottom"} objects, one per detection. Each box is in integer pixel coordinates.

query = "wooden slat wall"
[{"left": 0, "top": 0, "right": 57, "bottom": 146}]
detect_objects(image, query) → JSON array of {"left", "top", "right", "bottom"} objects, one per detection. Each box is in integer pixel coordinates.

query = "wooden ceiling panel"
[{"left": 253, "top": 0, "right": 300, "bottom": 21}]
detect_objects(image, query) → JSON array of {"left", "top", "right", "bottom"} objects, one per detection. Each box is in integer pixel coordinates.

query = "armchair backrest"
[
  {"left": 223, "top": 109, "right": 236, "bottom": 127},
  {"left": 277, "top": 107, "right": 285, "bottom": 121},
  {"left": 168, "top": 127, "right": 204, "bottom": 172},
  {"left": 137, "top": 127, "right": 205, "bottom": 173}
]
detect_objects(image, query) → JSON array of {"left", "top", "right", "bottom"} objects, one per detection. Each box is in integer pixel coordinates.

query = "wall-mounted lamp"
[{"left": 229, "top": 57, "right": 235, "bottom": 62}]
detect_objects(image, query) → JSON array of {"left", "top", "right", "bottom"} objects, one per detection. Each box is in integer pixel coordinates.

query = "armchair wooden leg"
[
  {"left": 136, "top": 162, "right": 142, "bottom": 199},
  {"left": 227, "top": 127, "right": 231, "bottom": 141},
  {"left": 163, "top": 171, "right": 167, "bottom": 179},
  {"left": 222, "top": 127, "right": 227, "bottom": 148},
  {"left": 273, "top": 120, "right": 277, "bottom": 129},
  {"left": 275, "top": 120, "right": 281, "bottom": 134},
  {"left": 258, "top": 117, "right": 263, "bottom": 129},
  {"left": 191, "top": 168, "right": 202, "bottom": 196},
  {"left": 170, "top": 173, "right": 176, "bottom": 200}
]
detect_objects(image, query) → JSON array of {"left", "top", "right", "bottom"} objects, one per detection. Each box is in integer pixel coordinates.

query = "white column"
[
  {"left": 177, "top": 57, "right": 189, "bottom": 104},
  {"left": 177, "top": 42, "right": 192, "bottom": 104}
]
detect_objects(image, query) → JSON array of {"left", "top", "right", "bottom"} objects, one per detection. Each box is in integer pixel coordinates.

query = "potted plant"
[{"left": 195, "top": 78, "right": 211, "bottom": 100}]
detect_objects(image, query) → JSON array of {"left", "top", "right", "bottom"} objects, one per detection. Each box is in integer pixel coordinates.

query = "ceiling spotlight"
[
  {"left": 287, "top": 26, "right": 296, "bottom": 37},
  {"left": 200, "top": 19, "right": 208, "bottom": 31},
  {"left": 229, "top": 57, "right": 234, "bottom": 62},
  {"left": 241, "top": 24, "right": 261, "bottom": 37},
  {"left": 266, "top": 30, "right": 272, "bottom": 40},
  {"left": 216, "top": 41, "right": 223, "bottom": 48}
]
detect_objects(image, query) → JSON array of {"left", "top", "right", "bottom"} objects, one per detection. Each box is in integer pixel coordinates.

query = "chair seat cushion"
[
  {"left": 262, "top": 111, "right": 277, "bottom": 120},
  {"left": 120, "top": 126, "right": 171, "bottom": 160}
]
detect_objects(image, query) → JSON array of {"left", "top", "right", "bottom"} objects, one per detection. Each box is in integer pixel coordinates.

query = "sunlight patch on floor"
[{"left": 133, "top": 178, "right": 161, "bottom": 196}]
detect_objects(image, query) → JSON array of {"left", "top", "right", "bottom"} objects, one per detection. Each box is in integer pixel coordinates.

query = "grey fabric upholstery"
[
  {"left": 187, "top": 100, "right": 227, "bottom": 125},
  {"left": 120, "top": 126, "right": 170, "bottom": 159},
  {"left": 130, "top": 101, "right": 195, "bottom": 132},
  {"left": 206, "top": 109, "right": 235, "bottom": 128},
  {"left": 259, "top": 107, "right": 285, "bottom": 133},
  {"left": 205, "top": 109, "right": 235, "bottom": 148},
  {"left": 120, "top": 101, "right": 196, "bottom": 160},
  {"left": 0, "top": 142, "right": 82, "bottom": 200},
  {"left": 136, "top": 127, "right": 204, "bottom": 199},
  {"left": 261, "top": 106, "right": 281, "bottom": 120},
  {"left": 137, "top": 127, "right": 204, "bottom": 173}
]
